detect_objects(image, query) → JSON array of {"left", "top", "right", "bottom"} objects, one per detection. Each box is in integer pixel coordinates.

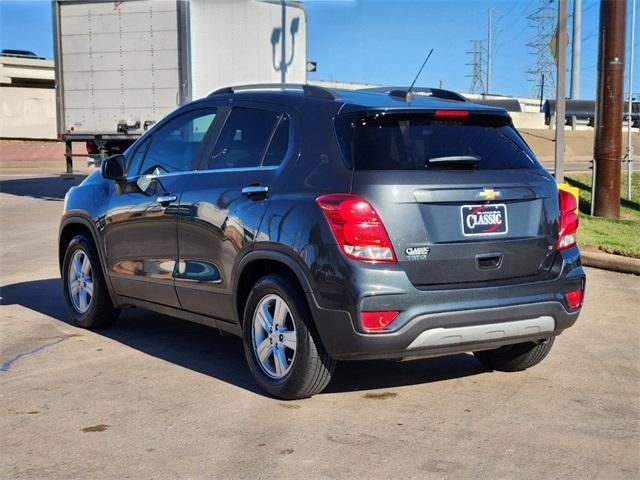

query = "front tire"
[
  {"left": 242, "top": 274, "right": 335, "bottom": 400},
  {"left": 62, "top": 234, "right": 119, "bottom": 328},
  {"left": 473, "top": 337, "right": 555, "bottom": 372}
]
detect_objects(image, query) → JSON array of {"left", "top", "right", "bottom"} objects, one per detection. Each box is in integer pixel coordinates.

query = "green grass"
[{"left": 564, "top": 172, "right": 640, "bottom": 258}]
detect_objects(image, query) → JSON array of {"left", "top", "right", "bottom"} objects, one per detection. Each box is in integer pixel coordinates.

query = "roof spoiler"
[{"left": 359, "top": 86, "right": 467, "bottom": 103}]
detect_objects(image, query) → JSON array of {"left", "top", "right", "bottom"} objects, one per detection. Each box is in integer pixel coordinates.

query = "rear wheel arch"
[{"left": 234, "top": 251, "right": 315, "bottom": 330}]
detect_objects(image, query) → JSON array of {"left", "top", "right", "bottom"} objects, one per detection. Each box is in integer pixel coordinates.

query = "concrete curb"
[{"left": 581, "top": 249, "right": 640, "bottom": 276}]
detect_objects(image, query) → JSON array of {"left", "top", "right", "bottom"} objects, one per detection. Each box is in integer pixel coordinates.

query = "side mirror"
[{"left": 101, "top": 154, "right": 127, "bottom": 181}]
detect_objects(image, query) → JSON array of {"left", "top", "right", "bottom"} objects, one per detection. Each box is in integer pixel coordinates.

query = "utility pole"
[
  {"left": 486, "top": 8, "right": 493, "bottom": 94},
  {"left": 627, "top": 0, "right": 636, "bottom": 201},
  {"left": 466, "top": 40, "right": 485, "bottom": 94},
  {"left": 555, "top": 0, "right": 568, "bottom": 183},
  {"left": 594, "top": 0, "right": 627, "bottom": 218},
  {"left": 570, "top": 0, "right": 581, "bottom": 99}
]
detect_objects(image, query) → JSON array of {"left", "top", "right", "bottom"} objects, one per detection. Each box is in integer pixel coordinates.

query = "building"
[{"left": 0, "top": 53, "right": 57, "bottom": 140}]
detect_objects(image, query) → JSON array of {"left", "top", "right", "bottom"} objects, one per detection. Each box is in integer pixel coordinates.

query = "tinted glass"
[
  {"left": 208, "top": 108, "right": 282, "bottom": 169},
  {"left": 335, "top": 113, "right": 540, "bottom": 170},
  {"left": 139, "top": 109, "right": 216, "bottom": 175},
  {"left": 126, "top": 137, "right": 150, "bottom": 175},
  {"left": 262, "top": 115, "right": 290, "bottom": 166}
]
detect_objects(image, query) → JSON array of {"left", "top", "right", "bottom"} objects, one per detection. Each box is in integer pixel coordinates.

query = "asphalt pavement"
[{"left": 1, "top": 172, "right": 639, "bottom": 479}]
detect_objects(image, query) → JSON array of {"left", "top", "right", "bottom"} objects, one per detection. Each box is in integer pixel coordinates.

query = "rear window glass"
[{"left": 335, "top": 112, "right": 540, "bottom": 170}]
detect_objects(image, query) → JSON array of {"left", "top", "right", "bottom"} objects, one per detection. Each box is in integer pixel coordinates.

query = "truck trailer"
[{"left": 52, "top": 0, "right": 307, "bottom": 171}]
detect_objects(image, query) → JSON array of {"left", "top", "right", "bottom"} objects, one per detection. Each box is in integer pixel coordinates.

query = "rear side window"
[
  {"left": 207, "top": 108, "right": 290, "bottom": 170},
  {"left": 263, "top": 115, "right": 290, "bottom": 166},
  {"left": 335, "top": 112, "right": 540, "bottom": 170}
]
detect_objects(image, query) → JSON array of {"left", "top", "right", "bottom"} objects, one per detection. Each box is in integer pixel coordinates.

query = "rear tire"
[
  {"left": 473, "top": 337, "right": 555, "bottom": 372},
  {"left": 62, "top": 234, "right": 119, "bottom": 329},
  {"left": 242, "top": 274, "right": 335, "bottom": 400}
]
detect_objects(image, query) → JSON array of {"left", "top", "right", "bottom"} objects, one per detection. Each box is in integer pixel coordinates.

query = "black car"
[{"left": 59, "top": 84, "right": 585, "bottom": 399}]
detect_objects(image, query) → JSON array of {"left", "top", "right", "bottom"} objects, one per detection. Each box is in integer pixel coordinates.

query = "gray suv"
[{"left": 59, "top": 84, "right": 585, "bottom": 399}]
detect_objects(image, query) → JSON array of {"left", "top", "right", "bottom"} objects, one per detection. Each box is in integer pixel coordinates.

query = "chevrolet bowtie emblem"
[{"left": 478, "top": 188, "right": 501, "bottom": 201}]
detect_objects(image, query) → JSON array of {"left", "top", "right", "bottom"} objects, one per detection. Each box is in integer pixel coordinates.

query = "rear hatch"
[{"left": 335, "top": 109, "right": 559, "bottom": 287}]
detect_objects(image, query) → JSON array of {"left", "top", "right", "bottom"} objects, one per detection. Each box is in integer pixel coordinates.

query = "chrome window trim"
[
  {"left": 125, "top": 164, "right": 280, "bottom": 183},
  {"left": 125, "top": 169, "right": 195, "bottom": 183},
  {"left": 195, "top": 165, "right": 280, "bottom": 174}
]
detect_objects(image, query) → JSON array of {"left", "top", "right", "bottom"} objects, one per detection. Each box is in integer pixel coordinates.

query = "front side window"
[
  {"left": 126, "top": 137, "right": 150, "bottom": 176},
  {"left": 207, "top": 108, "right": 289, "bottom": 170},
  {"left": 139, "top": 109, "right": 216, "bottom": 176}
]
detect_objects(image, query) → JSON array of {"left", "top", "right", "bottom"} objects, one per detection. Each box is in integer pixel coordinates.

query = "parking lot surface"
[{"left": 1, "top": 172, "right": 639, "bottom": 479}]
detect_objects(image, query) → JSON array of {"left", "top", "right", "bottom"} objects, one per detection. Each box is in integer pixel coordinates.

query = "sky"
[{"left": 0, "top": 0, "right": 637, "bottom": 100}]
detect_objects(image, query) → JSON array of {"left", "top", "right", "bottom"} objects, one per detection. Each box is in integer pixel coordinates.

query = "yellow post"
[{"left": 557, "top": 183, "right": 580, "bottom": 212}]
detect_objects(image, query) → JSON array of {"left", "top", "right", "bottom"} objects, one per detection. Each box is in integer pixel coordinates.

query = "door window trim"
[
  {"left": 127, "top": 107, "right": 221, "bottom": 181},
  {"left": 196, "top": 105, "right": 295, "bottom": 173}
]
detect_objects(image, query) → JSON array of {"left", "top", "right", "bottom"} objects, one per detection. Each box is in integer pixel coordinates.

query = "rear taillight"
[
  {"left": 361, "top": 311, "right": 399, "bottom": 332},
  {"left": 557, "top": 190, "right": 579, "bottom": 250},
  {"left": 565, "top": 289, "right": 583, "bottom": 310},
  {"left": 316, "top": 194, "right": 397, "bottom": 263}
]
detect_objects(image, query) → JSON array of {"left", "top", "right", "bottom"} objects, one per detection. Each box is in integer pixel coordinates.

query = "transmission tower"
[
  {"left": 466, "top": 40, "right": 485, "bottom": 94},
  {"left": 525, "top": 0, "right": 556, "bottom": 99}
]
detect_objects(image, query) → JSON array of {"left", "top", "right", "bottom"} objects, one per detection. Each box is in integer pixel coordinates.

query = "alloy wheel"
[
  {"left": 68, "top": 249, "right": 94, "bottom": 314},
  {"left": 252, "top": 294, "right": 297, "bottom": 379}
]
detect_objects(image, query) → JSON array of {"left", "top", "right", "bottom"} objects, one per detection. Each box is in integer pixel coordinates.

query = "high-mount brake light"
[
  {"left": 316, "top": 194, "right": 397, "bottom": 263},
  {"left": 557, "top": 190, "right": 579, "bottom": 251},
  {"left": 434, "top": 110, "right": 469, "bottom": 118}
]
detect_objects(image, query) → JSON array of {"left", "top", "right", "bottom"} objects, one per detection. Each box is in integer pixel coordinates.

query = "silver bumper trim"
[{"left": 406, "top": 316, "right": 555, "bottom": 350}]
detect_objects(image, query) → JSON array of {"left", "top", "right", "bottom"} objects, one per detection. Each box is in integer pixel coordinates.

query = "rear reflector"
[
  {"left": 557, "top": 190, "right": 579, "bottom": 250},
  {"left": 316, "top": 194, "right": 396, "bottom": 263},
  {"left": 361, "top": 311, "right": 399, "bottom": 332},
  {"left": 434, "top": 110, "right": 469, "bottom": 118},
  {"left": 565, "top": 290, "right": 583, "bottom": 310}
]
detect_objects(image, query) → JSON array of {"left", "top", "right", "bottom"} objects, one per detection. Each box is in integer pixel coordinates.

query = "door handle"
[
  {"left": 156, "top": 194, "right": 177, "bottom": 206},
  {"left": 241, "top": 185, "right": 269, "bottom": 196}
]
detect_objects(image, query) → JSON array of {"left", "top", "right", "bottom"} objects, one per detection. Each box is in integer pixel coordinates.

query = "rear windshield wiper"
[{"left": 426, "top": 155, "right": 481, "bottom": 168}]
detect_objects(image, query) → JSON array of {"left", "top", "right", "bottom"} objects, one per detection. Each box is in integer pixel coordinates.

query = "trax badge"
[
  {"left": 461, "top": 204, "right": 508, "bottom": 236},
  {"left": 478, "top": 188, "right": 501, "bottom": 201}
]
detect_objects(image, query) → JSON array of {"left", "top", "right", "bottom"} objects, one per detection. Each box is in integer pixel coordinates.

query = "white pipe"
[
  {"left": 627, "top": 0, "right": 636, "bottom": 201},
  {"left": 571, "top": 0, "right": 581, "bottom": 99}
]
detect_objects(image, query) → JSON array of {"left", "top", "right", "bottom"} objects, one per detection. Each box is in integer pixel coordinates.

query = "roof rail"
[
  {"left": 210, "top": 83, "right": 338, "bottom": 100},
  {"left": 359, "top": 86, "right": 467, "bottom": 103}
]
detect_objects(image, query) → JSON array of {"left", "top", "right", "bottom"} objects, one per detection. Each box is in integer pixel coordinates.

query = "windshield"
[{"left": 335, "top": 112, "right": 541, "bottom": 170}]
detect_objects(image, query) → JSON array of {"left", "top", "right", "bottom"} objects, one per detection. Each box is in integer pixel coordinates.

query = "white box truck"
[{"left": 52, "top": 0, "right": 307, "bottom": 171}]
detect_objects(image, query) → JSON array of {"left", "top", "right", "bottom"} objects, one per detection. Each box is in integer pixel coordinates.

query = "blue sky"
[{"left": 1, "top": 0, "right": 637, "bottom": 99}]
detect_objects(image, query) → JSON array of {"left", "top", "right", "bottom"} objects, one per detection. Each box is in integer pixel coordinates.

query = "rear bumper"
[
  {"left": 312, "top": 300, "right": 578, "bottom": 360},
  {"left": 308, "top": 247, "right": 585, "bottom": 360}
]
